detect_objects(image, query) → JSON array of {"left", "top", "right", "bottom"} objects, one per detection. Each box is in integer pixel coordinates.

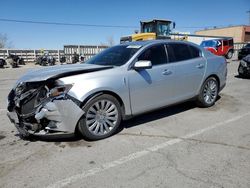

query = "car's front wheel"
[
  {"left": 197, "top": 77, "right": 218, "bottom": 107},
  {"left": 78, "top": 94, "right": 122, "bottom": 140},
  {"left": 238, "top": 65, "right": 245, "bottom": 78}
]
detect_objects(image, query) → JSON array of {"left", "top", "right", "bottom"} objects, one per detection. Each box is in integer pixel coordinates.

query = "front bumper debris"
[
  {"left": 34, "top": 99, "right": 85, "bottom": 133},
  {"left": 7, "top": 81, "right": 85, "bottom": 137},
  {"left": 7, "top": 111, "right": 19, "bottom": 124},
  {"left": 8, "top": 99, "right": 85, "bottom": 137},
  {"left": 7, "top": 111, "right": 31, "bottom": 137}
]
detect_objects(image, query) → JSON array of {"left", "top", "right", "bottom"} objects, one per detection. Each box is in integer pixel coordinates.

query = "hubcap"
[
  {"left": 86, "top": 100, "right": 118, "bottom": 136},
  {"left": 228, "top": 51, "right": 233, "bottom": 58},
  {"left": 203, "top": 79, "right": 218, "bottom": 105}
]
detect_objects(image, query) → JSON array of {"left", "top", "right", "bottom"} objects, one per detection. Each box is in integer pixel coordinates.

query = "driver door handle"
[
  {"left": 196, "top": 63, "right": 204, "bottom": 69},
  {"left": 162, "top": 69, "right": 172, "bottom": 75}
]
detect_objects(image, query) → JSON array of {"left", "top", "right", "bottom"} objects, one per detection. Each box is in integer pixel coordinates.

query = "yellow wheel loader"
[{"left": 120, "top": 19, "right": 175, "bottom": 43}]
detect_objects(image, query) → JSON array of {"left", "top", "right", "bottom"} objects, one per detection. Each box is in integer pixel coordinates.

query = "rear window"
[
  {"left": 228, "top": 39, "right": 234, "bottom": 46},
  {"left": 223, "top": 40, "right": 228, "bottom": 46},
  {"left": 188, "top": 45, "right": 201, "bottom": 58},
  {"left": 167, "top": 43, "right": 192, "bottom": 62}
]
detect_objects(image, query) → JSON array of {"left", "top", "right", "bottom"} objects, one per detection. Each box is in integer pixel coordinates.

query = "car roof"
[
  {"left": 201, "top": 38, "right": 233, "bottom": 42},
  {"left": 140, "top": 19, "right": 172, "bottom": 23},
  {"left": 119, "top": 40, "right": 162, "bottom": 46},
  {"left": 119, "top": 40, "right": 200, "bottom": 48}
]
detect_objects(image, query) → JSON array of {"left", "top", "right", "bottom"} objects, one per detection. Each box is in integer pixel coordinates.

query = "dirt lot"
[{"left": 0, "top": 61, "right": 250, "bottom": 188}]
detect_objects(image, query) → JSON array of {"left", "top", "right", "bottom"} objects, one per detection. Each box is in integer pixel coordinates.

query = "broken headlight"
[
  {"left": 49, "top": 83, "right": 73, "bottom": 97},
  {"left": 15, "top": 82, "right": 26, "bottom": 96}
]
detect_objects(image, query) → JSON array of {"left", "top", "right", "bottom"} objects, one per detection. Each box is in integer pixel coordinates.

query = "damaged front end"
[{"left": 7, "top": 80, "right": 84, "bottom": 137}]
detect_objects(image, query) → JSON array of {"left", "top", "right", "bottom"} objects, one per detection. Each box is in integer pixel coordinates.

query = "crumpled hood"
[{"left": 16, "top": 64, "right": 113, "bottom": 85}]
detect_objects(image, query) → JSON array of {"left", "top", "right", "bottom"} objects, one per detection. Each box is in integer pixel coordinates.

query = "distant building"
[{"left": 195, "top": 25, "right": 250, "bottom": 43}]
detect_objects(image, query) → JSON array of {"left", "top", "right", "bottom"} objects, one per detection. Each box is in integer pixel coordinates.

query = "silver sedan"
[{"left": 7, "top": 40, "right": 227, "bottom": 140}]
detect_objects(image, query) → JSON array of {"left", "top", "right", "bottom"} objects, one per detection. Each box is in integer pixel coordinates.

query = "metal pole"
[
  {"left": 247, "top": 10, "right": 250, "bottom": 25},
  {"left": 34, "top": 50, "right": 36, "bottom": 62},
  {"left": 57, "top": 49, "right": 60, "bottom": 62}
]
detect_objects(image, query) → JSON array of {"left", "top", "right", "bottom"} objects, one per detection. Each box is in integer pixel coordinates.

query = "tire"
[
  {"left": 226, "top": 50, "right": 233, "bottom": 59},
  {"left": 197, "top": 77, "right": 219, "bottom": 107},
  {"left": 12, "top": 63, "right": 18, "bottom": 68},
  {"left": 238, "top": 65, "right": 245, "bottom": 78},
  {"left": 78, "top": 94, "right": 122, "bottom": 140}
]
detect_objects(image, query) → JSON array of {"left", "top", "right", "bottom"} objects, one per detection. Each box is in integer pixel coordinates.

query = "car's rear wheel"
[
  {"left": 197, "top": 77, "right": 218, "bottom": 107},
  {"left": 78, "top": 94, "right": 122, "bottom": 140},
  {"left": 226, "top": 50, "right": 233, "bottom": 59}
]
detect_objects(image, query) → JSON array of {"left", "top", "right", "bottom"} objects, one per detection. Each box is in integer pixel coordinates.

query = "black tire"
[
  {"left": 226, "top": 50, "right": 233, "bottom": 59},
  {"left": 238, "top": 65, "right": 245, "bottom": 78},
  {"left": 42, "top": 61, "right": 47, "bottom": 66},
  {"left": 78, "top": 94, "right": 122, "bottom": 140},
  {"left": 12, "top": 63, "right": 18, "bottom": 68},
  {"left": 196, "top": 77, "right": 219, "bottom": 107}
]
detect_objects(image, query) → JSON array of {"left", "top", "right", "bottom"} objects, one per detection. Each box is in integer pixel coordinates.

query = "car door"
[
  {"left": 128, "top": 44, "right": 176, "bottom": 115},
  {"left": 166, "top": 43, "right": 206, "bottom": 101}
]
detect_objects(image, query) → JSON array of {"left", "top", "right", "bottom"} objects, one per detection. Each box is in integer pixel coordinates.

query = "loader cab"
[
  {"left": 120, "top": 19, "right": 175, "bottom": 43},
  {"left": 141, "top": 19, "right": 174, "bottom": 38}
]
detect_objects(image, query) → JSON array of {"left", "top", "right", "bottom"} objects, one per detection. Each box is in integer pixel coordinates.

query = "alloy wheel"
[
  {"left": 85, "top": 99, "right": 119, "bottom": 136},
  {"left": 203, "top": 79, "right": 218, "bottom": 105}
]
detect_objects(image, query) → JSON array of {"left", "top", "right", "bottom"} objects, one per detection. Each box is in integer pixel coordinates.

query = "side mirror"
[
  {"left": 133, "top": 60, "right": 152, "bottom": 69},
  {"left": 173, "top": 22, "right": 176, "bottom": 29}
]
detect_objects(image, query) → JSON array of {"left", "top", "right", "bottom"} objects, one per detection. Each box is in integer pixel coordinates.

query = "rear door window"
[
  {"left": 223, "top": 40, "right": 228, "bottom": 46},
  {"left": 228, "top": 39, "right": 234, "bottom": 46},
  {"left": 188, "top": 45, "right": 201, "bottom": 58},
  {"left": 166, "top": 43, "right": 192, "bottom": 62}
]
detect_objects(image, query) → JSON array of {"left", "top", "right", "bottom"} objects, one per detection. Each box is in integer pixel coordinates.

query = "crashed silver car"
[{"left": 7, "top": 40, "right": 227, "bottom": 140}]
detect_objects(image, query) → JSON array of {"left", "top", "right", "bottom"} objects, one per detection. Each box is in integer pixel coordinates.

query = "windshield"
[
  {"left": 157, "top": 22, "right": 171, "bottom": 36},
  {"left": 86, "top": 45, "right": 141, "bottom": 66},
  {"left": 200, "top": 40, "right": 220, "bottom": 48},
  {"left": 142, "top": 21, "right": 171, "bottom": 36},
  {"left": 142, "top": 23, "right": 155, "bottom": 33},
  {"left": 244, "top": 43, "right": 250, "bottom": 48}
]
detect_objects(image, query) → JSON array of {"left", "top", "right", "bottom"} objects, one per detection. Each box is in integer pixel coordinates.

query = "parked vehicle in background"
[
  {"left": 0, "top": 58, "right": 6, "bottom": 68},
  {"left": 7, "top": 40, "right": 227, "bottom": 140},
  {"left": 238, "top": 54, "right": 250, "bottom": 78},
  {"left": 200, "top": 38, "right": 234, "bottom": 59},
  {"left": 36, "top": 55, "right": 56, "bottom": 66},
  {"left": 80, "top": 54, "right": 85, "bottom": 62},
  {"left": 72, "top": 52, "right": 79, "bottom": 64},
  {"left": 238, "top": 43, "right": 250, "bottom": 60},
  {"left": 59, "top": 56, "right": 66, "bottom": 64},
  {"left": 6, "top": 54, "right": 25, "bottom": 68},
  {"left": 18, "top": 57, "right": 25, "bottom": 65}
]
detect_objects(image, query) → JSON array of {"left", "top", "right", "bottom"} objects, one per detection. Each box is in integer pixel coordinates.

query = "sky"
[{"left": 0, "top": 0, "right": 249, "bottom": 49}]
